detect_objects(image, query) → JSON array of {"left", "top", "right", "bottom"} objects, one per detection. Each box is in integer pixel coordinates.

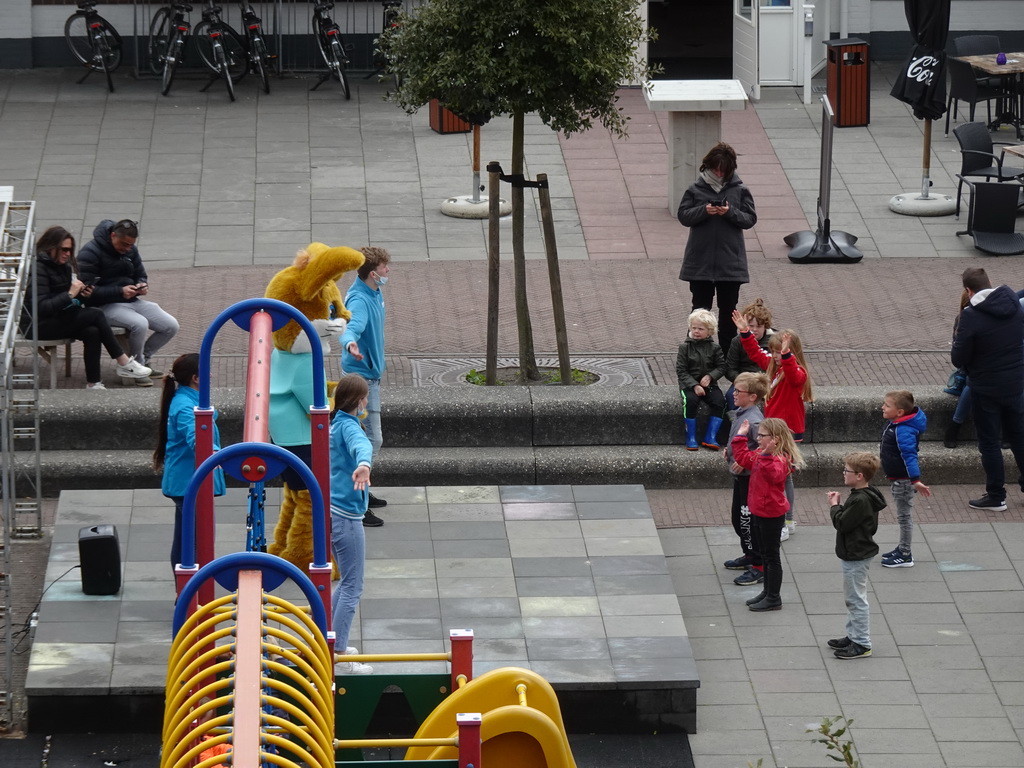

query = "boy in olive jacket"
[
  {"left": 826, "top": 452, "right": 887, "bottom": 660},
  {"left": 677, "top": 309, "right": 727, "bottom": 451}
]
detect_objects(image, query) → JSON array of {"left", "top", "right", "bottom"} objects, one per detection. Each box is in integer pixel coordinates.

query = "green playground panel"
[{"left": 335, "top": 673, "right": 455, "bottom": 762}]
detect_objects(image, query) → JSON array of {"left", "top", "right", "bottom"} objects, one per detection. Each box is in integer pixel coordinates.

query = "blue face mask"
[{"left": 373, "top": 275, "right": 388, "bottom": 287}]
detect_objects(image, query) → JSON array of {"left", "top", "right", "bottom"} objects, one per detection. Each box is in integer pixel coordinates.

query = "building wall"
[{"left": 2, "top": 0, "right": 1023, "bottom": 68}]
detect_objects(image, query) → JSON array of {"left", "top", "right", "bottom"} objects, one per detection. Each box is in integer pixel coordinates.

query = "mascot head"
[{"left": 265, "top": 243, "right": 365, "bottom": 353}]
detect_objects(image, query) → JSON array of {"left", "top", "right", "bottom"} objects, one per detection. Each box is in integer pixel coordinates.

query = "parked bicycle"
[
  {"left": 375, "top": 0, "right": 403, "bottom": 91},
  {"left": 238, "top": 1, "right": 274, "bottom": 94},
  {"left": 194, "top": 3, "right": 248, "bottom": 101},
  {"left": 311, "top": 0, "right": 351, "bottom": 100},
  {"left": 64, "top": 0, "right": 123, "bottom": 93},
  {"left": 149, "top": 3, "right": 192, "bottom": 96}
]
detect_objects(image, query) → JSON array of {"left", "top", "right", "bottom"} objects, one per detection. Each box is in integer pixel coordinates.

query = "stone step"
[
  {"left": 23, "top": 441, "right": 986, "bottom": 495},
  {"left": 27, "top": 385, "right": 965, "bottom": 450}
]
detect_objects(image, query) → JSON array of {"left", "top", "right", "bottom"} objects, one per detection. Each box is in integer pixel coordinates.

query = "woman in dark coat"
[
  {"left": 677, "top": 142, "right": 758, "bottom": 349},
  {"left": 20, "top": 226, "right": 151, "bottom": 389}
]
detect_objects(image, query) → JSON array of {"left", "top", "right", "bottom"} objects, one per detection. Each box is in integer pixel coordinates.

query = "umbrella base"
[
  {"left": 888, "top": 193, "right": 956, "bottom": 216},
  {"left": 785, "top": 229, "right": 863, "bottom": 263}
]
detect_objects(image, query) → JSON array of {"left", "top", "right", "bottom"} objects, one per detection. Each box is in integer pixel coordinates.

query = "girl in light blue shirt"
[
  {"left": 329, "top": 374, "right": 374, "bottom": 674},
  {"left": 154, "top": 353, "right": 225, "bottom": 571}
]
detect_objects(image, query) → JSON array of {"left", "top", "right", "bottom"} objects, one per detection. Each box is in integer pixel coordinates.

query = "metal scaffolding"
[{"left": 0, "top": 196, "right": 40, "bottom": 731}]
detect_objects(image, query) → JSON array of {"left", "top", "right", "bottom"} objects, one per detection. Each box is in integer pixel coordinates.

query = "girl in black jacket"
[{"left": 21, "top": 226, "right": 151, "bottom": 388}]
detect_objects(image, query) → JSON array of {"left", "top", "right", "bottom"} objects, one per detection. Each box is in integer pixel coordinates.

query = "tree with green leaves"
[{"left": 381, "top": 0, "right": 654, "bottom": 380}]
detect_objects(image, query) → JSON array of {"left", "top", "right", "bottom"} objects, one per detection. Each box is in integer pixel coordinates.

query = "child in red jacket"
[
  {"left": 731, "top": 417, "right": 804, "bottom": 612},
  {"left": 732, "top": 310, "right": 814, "bottom": 539}
]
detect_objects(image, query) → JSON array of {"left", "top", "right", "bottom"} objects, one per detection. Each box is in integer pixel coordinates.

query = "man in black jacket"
[
  {"left": 77, "top": 219, "right": 179, "bottom": 378},
  {"left": 950, "top": 267, "right": 1024, "bottom": 511}
]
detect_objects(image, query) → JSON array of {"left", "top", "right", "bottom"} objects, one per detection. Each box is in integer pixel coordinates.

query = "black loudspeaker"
[{"left": 78, "top": 524, "right": 121, "bottom": 595}]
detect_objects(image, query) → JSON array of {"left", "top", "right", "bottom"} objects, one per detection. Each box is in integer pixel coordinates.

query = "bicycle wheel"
[
  {"left": 161, "top": 31, "right": 184, "bottom": 95},
  {"left": 330, "top": 38, "right": 350, "bottom": 100},
  {"left": 148, "top": 6, "right": 171, "bottom": 75},
  {"left": 251, "top": 35, "right": 270, "bottom": 94},
  {"left": 93, "top": 21, "right": 123, "bottom": 72},
  {"left": 312, "top": 16, "right": 331, "bottom": 69},
  {"left": 215, "top": 42, "right": 236, "bottom": 101},
  {"left": 194, "top": 21, "right": 248, "bottom": 83},
  {"left": 64, "top": 13, "right": 93, "bottom": 66}
]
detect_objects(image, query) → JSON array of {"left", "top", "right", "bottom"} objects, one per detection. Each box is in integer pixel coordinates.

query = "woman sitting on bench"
[{"left": 20, "top": 226, "right": 153, "bottom": 389}]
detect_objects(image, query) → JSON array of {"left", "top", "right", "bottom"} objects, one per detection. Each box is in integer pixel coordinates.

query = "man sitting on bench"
[{"left": 78, "top": 218, "right": 179, "bottom": 383}]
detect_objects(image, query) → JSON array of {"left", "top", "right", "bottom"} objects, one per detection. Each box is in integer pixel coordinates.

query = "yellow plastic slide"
[{"left": 404, "top": 667, "right": 577, "bottom": 768}]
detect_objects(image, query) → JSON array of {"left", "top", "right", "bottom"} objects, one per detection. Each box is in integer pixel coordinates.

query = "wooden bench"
[{"left": 14, "top": 327, "right": 129, "bottom": 389}]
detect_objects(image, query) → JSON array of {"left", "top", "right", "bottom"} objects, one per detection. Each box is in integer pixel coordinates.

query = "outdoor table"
[
  {"left": 643, "top": 80, "right": 748, "bottom": 213},
  {"left": 956, "top": 52, "right": 1024, "bottom": 140}
]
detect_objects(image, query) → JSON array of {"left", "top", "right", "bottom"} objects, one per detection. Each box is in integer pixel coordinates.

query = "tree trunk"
[{"left": 511, "top": 111, "right": 539, "bottom": 381}]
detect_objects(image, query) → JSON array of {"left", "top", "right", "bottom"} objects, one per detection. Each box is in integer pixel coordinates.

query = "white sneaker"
[
  {"left": 780, "top": 526, "right": 790, "bottom": 542},
  {"left": 345, "top": 646, "right": 359, "bottom": 655},
  {"left": 335, "top": 660, "right": 373, "bottom": 675},
  {"left": 85, "top": 382, "right": 107, "bottom": 390},
  {"left": 786, "top": 520, "right": 796, "bottom": 535},
  {"left": 116, "top": 356, "right": 152, "bottom": 379}
]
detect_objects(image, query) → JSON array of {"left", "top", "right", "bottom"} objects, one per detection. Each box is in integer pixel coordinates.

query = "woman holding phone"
[
  {"left": 677, "top": 142, "right": 758, "bottom": 350},
  {"left": 20, "top": 226, "right": 152, "bottom": 389}
]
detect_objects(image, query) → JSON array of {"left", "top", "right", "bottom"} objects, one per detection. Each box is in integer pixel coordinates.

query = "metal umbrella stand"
[
  {"left": 888, "top": 0, "right": 956, "bottom": 216},
  {"left": 785, "top": 97, "right": 863, "bottom": 263}
]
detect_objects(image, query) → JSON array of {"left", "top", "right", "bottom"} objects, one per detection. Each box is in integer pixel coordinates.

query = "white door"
[
  {"left": 733, "top": 0, "right": 759, "bottom": 100},
  {"left": 759, "top": 0, "right": 796, "bottom": 84}
]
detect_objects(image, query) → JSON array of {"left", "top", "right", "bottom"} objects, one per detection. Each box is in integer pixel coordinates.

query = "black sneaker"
[
  {"left": 724, "top": 555, "right": 752, "bottom": 571},
  {"left": 748, "top": 596, "right": 782, "bottom": 612},
  {"left": 733, "top": 568, "right": 764, "bottom": 586},
  {"left": 881, "top": 549, "right": 914, "bottom": 568},
  {"left": 968, "top": 495, "right": 1007, "bottom": 511},
  {"left": 362, "top": 510, "right": 384, "bottom": 527},
  {"left": 827, "top": 636, "right": 853, "bottom": 650},
  {"left": 834, "top": 642, "right": 872, "bottom": 659},
  {"left": 368, "top": 493, "right": 387, "bottom": 508}
]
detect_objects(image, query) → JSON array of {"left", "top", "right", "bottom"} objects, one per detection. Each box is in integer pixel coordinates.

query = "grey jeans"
[
  {"left": 890, "top": 478, "right": 915, "bottom": 553},
  {"left": 100, "top": 299, "right": 179, "bottom": 364}
]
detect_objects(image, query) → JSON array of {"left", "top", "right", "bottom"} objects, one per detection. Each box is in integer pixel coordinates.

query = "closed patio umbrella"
[{"left": 888, "top": 0, "right": 955, "bottom": 214}]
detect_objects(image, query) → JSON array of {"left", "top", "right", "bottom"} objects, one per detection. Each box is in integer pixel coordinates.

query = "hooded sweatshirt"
[
  {"left": 950, "top": 285, "right": 1024, "bottom": 397},
  {"left": 830, "top": 486, "right": 886, "bottom": 561}
]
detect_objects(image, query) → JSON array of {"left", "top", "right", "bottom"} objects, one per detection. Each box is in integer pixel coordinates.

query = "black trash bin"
[{"left": 825, "top": 38, "right": 870, "bottom": 127}]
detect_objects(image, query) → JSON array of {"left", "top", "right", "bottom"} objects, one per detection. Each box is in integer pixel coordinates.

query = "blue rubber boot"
[
  {"left": 684, "top": 418, "right": 699, "bottom": 450},
  {"left": 702, "top": 416, "right": 724, "bottom": 450}
]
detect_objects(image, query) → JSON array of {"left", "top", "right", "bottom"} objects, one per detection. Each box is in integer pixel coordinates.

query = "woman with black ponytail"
[{"left": 154, "top": 353, "right": 225, "bottom": 570}]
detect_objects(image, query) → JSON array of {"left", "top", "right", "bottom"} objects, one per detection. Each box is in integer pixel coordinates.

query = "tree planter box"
[{"left": 428, "top": 99, "right": 472, "bottom": 134}]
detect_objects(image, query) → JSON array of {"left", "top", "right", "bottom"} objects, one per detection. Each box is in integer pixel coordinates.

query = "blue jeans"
[
  {"left": 953, "top": 384, "right": 972, "bottom": 425},
  {"left": 890, "top": 479, "right": 915, "bottom": 552},
  {"left": 171, "top": 496, "right": 184, "bottom": 569},
  {"left": 841, "top": 557, "right": 872, "bottom": 647},
  {"left": 970, "top": 391, "right": 1024, "bottom": 500},
  {"left": 364, "top": 378, "right": 383, "bottom": 460},
  {"left": 330, "top": 514, "right": 366, "bottom": 650}
]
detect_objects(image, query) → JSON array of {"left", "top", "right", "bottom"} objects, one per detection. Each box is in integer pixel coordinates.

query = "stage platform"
[{"left": 25, "top": 484, "right": 698, "bottom": 733}]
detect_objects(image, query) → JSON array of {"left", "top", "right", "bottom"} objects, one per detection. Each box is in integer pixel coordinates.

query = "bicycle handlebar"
[{"left": 313, "top": 0, "right": 335, "bottom": 12}]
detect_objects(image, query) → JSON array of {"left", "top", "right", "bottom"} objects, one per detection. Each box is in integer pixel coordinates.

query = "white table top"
[{"left": 644, "top": 80, "right": 748, "bottom": 112}]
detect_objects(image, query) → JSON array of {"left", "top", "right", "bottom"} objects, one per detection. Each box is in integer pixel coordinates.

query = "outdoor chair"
[
  {"left": 957, "top": 180, "right": 1024, "bottom": 255},
  {"left": 952, "top": 121, "right": 1024, "bottom": 218},
  {"left": 945, "top": 57, "right": 1006, "bottom": 136},
  {"left": 951, "top": 35, "right": 1004, "bottom": 90}
]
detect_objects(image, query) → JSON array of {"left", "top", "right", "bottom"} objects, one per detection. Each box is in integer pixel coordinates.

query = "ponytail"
[{"left": 153, "top": 353, "right": 200, "bottom": 471}]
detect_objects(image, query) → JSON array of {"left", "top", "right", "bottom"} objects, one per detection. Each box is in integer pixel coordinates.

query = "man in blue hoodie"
[
  {"left": 951, "top": 267, "right": 1024, "bottom": 512},
  {"left": 340, "top": 246, "right": 390, "bottom": 524}
]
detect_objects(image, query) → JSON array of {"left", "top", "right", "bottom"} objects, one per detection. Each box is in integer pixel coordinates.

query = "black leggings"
[
  {"left": 32, "top": 307, "right": 123, "bottom": 384},
  {"left": 689, "top": 280, "right": 742, "bottom": 350},
  {"left": 730, "top": 475, "right": 761, "bottom": 565},
  {"left": 681, "top": 385, "right": 727, "bottom": 419},
  {"left": 752, "top": 514, "right": 786, "bottom": 599}
]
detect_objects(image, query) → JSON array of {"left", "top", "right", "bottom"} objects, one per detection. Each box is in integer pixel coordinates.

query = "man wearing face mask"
[{"left": 340, "top": 246, "right": 391, "bottom": 524}]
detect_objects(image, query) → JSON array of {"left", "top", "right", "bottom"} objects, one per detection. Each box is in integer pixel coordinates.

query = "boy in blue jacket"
[{"left": 879, "top": 390, "right": 931, "bottom": 568}]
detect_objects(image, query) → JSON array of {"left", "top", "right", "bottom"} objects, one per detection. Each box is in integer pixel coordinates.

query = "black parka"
[
  {"left": 677, "top": 175, "right": 757, "bottom": 283},
  {"left": 77, "top": 219, "right": 148, "bottom": 305}
]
